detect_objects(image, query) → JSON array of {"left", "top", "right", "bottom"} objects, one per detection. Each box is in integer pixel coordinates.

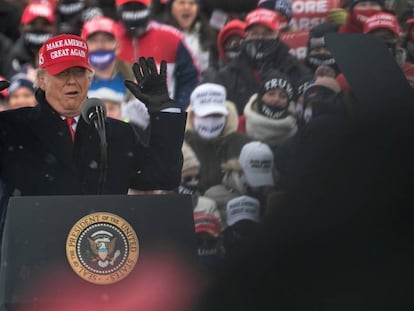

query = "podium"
[{"left": 0, "top": 194, "right": 196, "bottom": 310}]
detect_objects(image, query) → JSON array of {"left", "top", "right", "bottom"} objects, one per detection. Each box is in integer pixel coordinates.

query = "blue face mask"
[{"left": 89, "top": 50, "right": 116, "bottom": 70}]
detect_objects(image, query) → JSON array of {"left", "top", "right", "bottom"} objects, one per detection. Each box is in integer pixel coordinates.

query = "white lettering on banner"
[
  {"left": 46, "top": 39, "right": 87, "bottom": 51},
  {"left": 290, "top": 17, "right": 327, "bottom": 31},
  {"left": 292, "top": 0, "right": 328, "bottom": 14}
]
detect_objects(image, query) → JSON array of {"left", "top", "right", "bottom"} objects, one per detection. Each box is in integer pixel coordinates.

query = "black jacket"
[
  {"left": 0, "top": 90, "right": 185, "bottom": 201},
  {"left": 206, "top": 40, "right": 312, "bottom": 115}
]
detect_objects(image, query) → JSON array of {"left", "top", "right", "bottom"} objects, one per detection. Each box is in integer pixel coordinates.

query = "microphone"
[
  {"left": 81, "top": 97, "right": 108, "bottom": 194},
  {"left": 81, "top": 97, "right": 107, "bottom": 128}
]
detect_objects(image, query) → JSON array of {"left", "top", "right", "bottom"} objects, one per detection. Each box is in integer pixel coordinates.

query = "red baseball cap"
[
  {"left": 194, "top": 213, "right": 221, "bottom": 237},
  {"left": 363, "top": 12, "right": 400, "bottom": 35},
  {"left": 115, "top": 0, "right": 151, "bottom": 7},
  {"left": 245, "top": 8, "right": 280, "bottom": 32},
  {"left": 21, "top": 2, "right": 55, "bottom": 25},
  {"left": 81, "top": 16, "right": 119, "bottom": 40},
  {"left": 38, "top": 34, "right": 93, "bottom": 75}
]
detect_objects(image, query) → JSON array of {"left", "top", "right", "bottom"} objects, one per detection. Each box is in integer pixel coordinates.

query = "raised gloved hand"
[
  {"left": 0, "top": 80, "right": 10, "bottom": 92},
  {"left": 125, "top": 57, "right": 173, "bottom": 113}
]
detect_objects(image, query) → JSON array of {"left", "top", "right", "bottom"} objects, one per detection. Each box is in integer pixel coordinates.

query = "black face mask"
[
  {"left": 243, "top": 39, "right": 280, "bottom": 64},
  {"left": 177, "top": 181, "right": 199, "bottom": 208},
  {"left": 24, "top": 30, "right": 53, "bottom": 52},
  {"left": 257, "top": 100, "right": 289, "bottom": 119},
  {"left": 118, "top": 5, "right": 150, "bottom": 37},
  {"left": 307, "top": 53, "right": 336, "bottom": 70}
]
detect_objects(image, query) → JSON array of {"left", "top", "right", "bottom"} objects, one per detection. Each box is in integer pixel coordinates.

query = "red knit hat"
[
  {"left": 21, "top": 2, "right": 55, "bottom": 25},
  {"left": 217, "top": 19, "right": 246, "bottom": 60},
  {"left": 38, "top": 34, "right": 93, "bottom": 75}
]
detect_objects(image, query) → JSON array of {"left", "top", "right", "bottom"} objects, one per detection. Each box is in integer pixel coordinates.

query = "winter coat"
[
  {"left": 185, "top": 101, "right": 252, "bottom": 194},
  {"left": 116, "top": 21, "right": 200, "bottom": 110},
  {"left": 0, "top": 89, "right": 185, "bottom": 204},
  {"left": 207, "top": 40, "right": 312, "bottom": 115},
  {"left": 244, "top": 94, "right": 298, "bottom": 148}
]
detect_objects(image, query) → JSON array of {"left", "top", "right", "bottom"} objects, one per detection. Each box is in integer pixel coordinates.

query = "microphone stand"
[{"left": 92, "top": 106, "right": 107, "bottom": 195}]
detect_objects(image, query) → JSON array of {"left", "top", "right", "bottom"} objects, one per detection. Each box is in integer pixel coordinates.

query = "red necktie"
[{"left": 65, "top": 117, "right": 76, "bottom": 142}]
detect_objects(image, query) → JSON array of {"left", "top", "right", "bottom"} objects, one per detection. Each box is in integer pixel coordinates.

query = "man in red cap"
[
  {"left": 363, "top": 12, "right": 414, "bottom": 88},
  {"left": 115, "top": 0, "right": 199, "bottom": 110},
  {"left": 205, "top": 8, "right": 311, "bottom": 115},
  {"left": 0, "top": 33, "right": 186, "bottom": 222},
  {"left": 81, "top": 16, "right": 135, "bottom": 105}
]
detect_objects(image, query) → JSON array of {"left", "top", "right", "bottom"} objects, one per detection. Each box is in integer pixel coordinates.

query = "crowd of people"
[{"left": 0, "top": 0, "right": 413, "bottom": 309}]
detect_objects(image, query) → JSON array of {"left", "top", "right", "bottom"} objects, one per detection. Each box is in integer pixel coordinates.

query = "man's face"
[
  {"left": 86, "top": 32, "right": 118, "bottom": 53},
  {"left": 262, "top": 88, "right": 289, "bottom": 108},
  {"left": 245, "top": 24, "right": 278, "bottom": 41},
  {"left": 38, "top": 67, "right": 91, "bottom": 117}
]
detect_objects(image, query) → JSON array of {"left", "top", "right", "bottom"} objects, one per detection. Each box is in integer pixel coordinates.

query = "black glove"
[
  {"left": 125, "top": 57, "right": 173, "bottom": 113},
  {"left": 0, "top": 80, "right": 10, "bottom": 92}
]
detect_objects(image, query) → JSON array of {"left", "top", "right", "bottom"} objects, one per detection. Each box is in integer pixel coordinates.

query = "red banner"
[
  {"left": 280, "top": 30, "right": 310, "bottom": 60},
  {"left": 290, "top": 0, "right": 341, "bottom": 31}
]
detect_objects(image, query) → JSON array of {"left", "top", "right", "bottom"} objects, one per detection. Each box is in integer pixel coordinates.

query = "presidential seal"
[{"left": 66, "top": 212, "right": 139, "bottom": 285}]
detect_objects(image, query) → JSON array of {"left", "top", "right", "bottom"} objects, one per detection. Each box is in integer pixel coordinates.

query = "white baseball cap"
[
  {"left": 239, "top": 141, "right": 274, "bottom": 187},
  {"left": 190, "top": 83, "right": 228, "bottom": 117},
  {"left": 226, "top": 195, "right": 260, "bottom": 226}
]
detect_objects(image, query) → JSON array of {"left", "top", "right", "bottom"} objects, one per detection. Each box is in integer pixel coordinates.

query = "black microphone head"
[{"left": 81, "top": 97, "right": 107, "bottom": 124}]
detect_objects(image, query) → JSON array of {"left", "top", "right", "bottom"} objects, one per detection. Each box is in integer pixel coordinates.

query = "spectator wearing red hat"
[
  {"left": 202, "top": 19, "right": 246, "bottom": 82},
  {"left": 115, "top": 0, "right": 200, "bottom": 111},
  {"left": 216, "top": 19, "right": 246, "bottom": 66},
  {"left": 81, "top": 16, "right": 136, "bottom": 104},
  {"left": 363, "top": 12, "right": 414, "bottom": 88},
  {"left": 206, "top": 8, "right": 311, "bottom": 115},
  {"left": 157, "top": 0, "right": 218, "bottom": 73},
  {"left": 338, "top": 0, "right": 386, "bottom": 33},
  {"left": 4, "top": 2, "right": 56, "bottom": 80},
  {"left": 0, "top": 34, "right": 186, "bottom": 223},
  {"left": 257, "top": 0, "right": 294, "bottom": 32}
]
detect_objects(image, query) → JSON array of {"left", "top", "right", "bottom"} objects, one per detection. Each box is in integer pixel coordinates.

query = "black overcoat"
[{"left": 0, "top": 91, "right": 185, "bottom": 201}]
